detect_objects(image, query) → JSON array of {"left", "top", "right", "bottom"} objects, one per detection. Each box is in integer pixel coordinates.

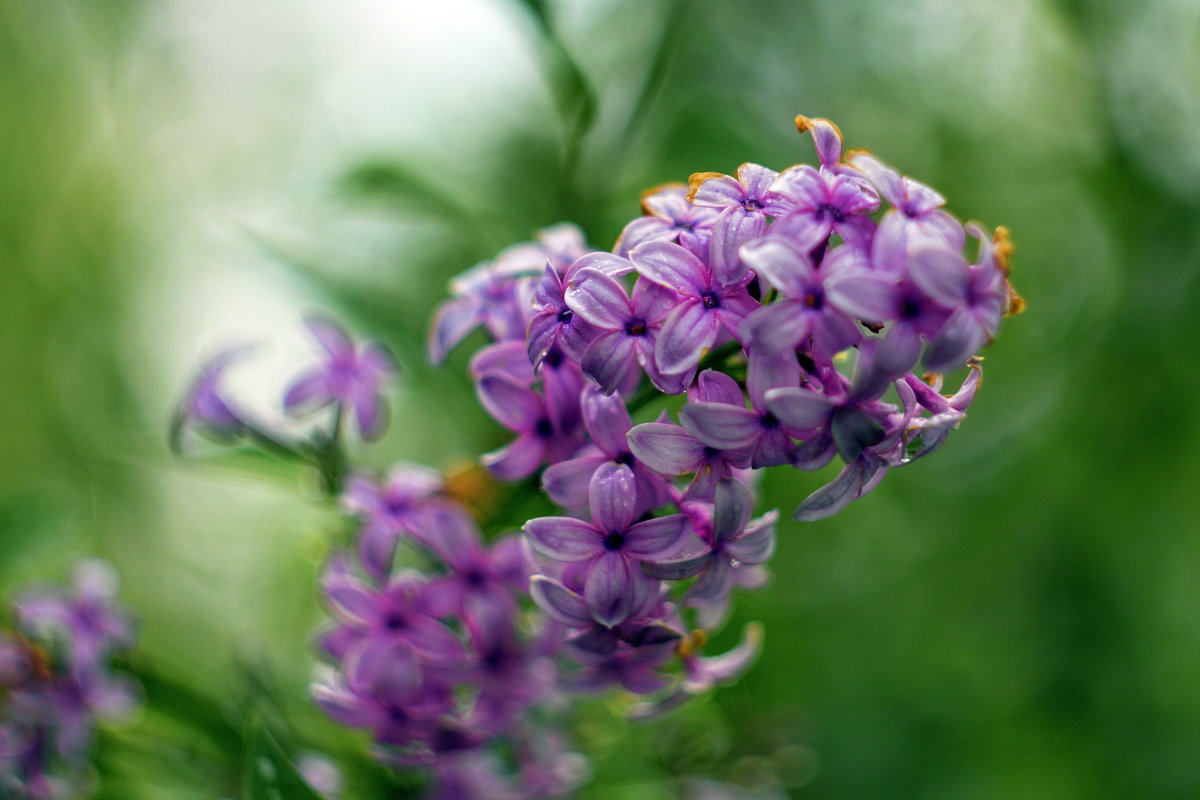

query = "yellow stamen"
[{"left": 639, "top": 182, "right": 687, "bottom": 215}]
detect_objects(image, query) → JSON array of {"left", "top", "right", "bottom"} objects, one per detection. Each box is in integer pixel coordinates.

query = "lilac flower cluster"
[
  {"left": 0, "top": 560, "right": 138, "bottom": 799},
  {"left": 315, "top": 468, "right": 586, "bottom": 799},
  {"left": 430, "top": 114, "right": 1021, "bottom": 695}
]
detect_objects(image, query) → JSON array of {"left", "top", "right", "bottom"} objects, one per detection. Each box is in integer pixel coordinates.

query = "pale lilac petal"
[
  {"left": 739, "top": 237, "right": 814, "bottom": 297},
  {"left": 793, "top": 460, "right": 874, "bottom": 522},
  {"left": 623, "top": 514, "right": 690, "bottom": 559},
  {"left": 627, "top": 422, "right": 706, "bottom": 475},
  {"left": 529, "top": 576, "right": 593, "bottom": 627},
  {"left": 679, "top": 401, "right": 759, "bottom": 450},
  {"left": 753, "top": 428, "right": 792, "bottom": 468},
  {"left": 614, "top": 215, "right": 672, "bottom": 257},
  {"left": 769, "top": 212, "right": 833, "bottom": 249},
  {"left": 428, "top": 299, "right": 480, "bottom": 364},
  {"left": 655, "top": 301, "right": 719, "bottom": 375},
  {"left": 682, "top": 623, "right": 763, "bottom": 692},
  {"left": 908, "top": 242, "right": 969, "bottom": 307},
  {"left": 628, "top": 241, "right": 707, "bottom": 297},
  {"left": 475, "top": 373, "right": 542, "bottom": 431},
  {"left": 711, "top": 479, "right": 753, "bottom": 544},
  {"left": 589, "top": 462, "right": 636, "bottom": 534},
  {"left": 849, "top": 153, "right": 905, "bottom": 207},
  {"left": 714, "top": 292, "right": 759, "bottom": 337},
  {"left": 875, "top": 323, "right": 923, "bottom": 376},
  {"left": 283, "top": 370, "right": 330, "bottom": 412},
  {"left": 641, "top": 551, "right": 713, "bottom": 580},
  {"left": 585, "top": 552, "right": 634, "bottom": 627},
  {"left": 357, "top": 524, "right": 399, "bottom": 582},
  {"left": 568, "top": 252, "right": 635, "bottom": 278},
  {"left": 688, "top": 173, "right": 744, "bottom": 208},
  {"left": 353, "top": 392, "right": 388, "bottom": 440},
  {"left": 581, "top": 331, "right": 637, "bottom": 395},
  {"left": 804, "top": 117, "right": 843, "bottom": 169},
  {"left": 737, "top": 162, "right": 779, "bottom": 201},
  {"left": 740, "top": 302, "right": 814, "bottom": 355},
  {"left": 524, "top": 517, "right": 603, "bottom": 561},
  {"left": 482, "top": 435, "right": 543, "bottom": 481},
  {"left": 582, "top": 385, "right": 632, "bottom": 457},
  {"left": 304, "top": 316, "right": 354, "bottom": 359},
  {"left": 565, "top": 268, "right": 632, "bottom": 328},
  {"left": 693, "top": 369, "right": 744, "bottom": 406},
  {"left": 746, "top": 351, "right": 799, "bottom": 409},
  {"left": 471, "top": 340, "right": 535, "bottom": 383},
  {"left": 405, "top": 617, "right": 464, "bottom": 659},
  {"left": 709, "top": 207, "right": 765, "bottom": 288},
  {"left": 830, "top": 407, "right": 887, "bottom": 462},
  {"left": 924, "top": 308, "right": 989, "bottom": 374},
  {"left": 824, "top": 271, "right": 898, "bottom": 323},
  {"left": 541, "top": 455, "right": 604, "bottom": 509},
  {"left": 763, "top": 387, "right": 835, "bottom": 431},
  {"left": 685, "top": 558, "right": 733, "bottom": 605},
  {"left": 726, "top": 511, "right": 778, "bottom": 565},
  {"left": 829, "top": 175, "right": 881, "bottom": 216},
  {"left": 768, "top": 164, "right": 826, "bottom": 210}
]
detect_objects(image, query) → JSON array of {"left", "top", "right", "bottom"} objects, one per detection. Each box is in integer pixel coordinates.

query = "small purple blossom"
[{"left": 284, "top": 317, "right": 396, "bottom": 440}]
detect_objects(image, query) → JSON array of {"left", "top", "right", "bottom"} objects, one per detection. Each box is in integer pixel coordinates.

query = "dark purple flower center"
[
  {"left": 432, "top": 726, "right": 472, "bottom": 752},
  {"left": 900, "top": 296, "right": 923, "bottom": 319},
  {"left": 702, "top": 445, "right": 722, "bottom": 458},
  {"left": 384, "top": 613, "right": 407, "bottom": 631},
  {"left": 615, "top": 451, "right": 634, "bottom": 466},
  {"left": 385, "top": 496, "right": 410, "bottom": 516},
  {"left": 535, "top": 418, "right": 554, "bottom": 437},
  {"left": 742, "top": 198, "right": 762, "bottom": 211},
  {"left": 481, "top": 646, "right": 507, "bottom": 672},
  {"left": 544, "top": 347, "right": 565, "bottom": 368},
  {"left": 802, "top": 290, "right": 824, "bottom": 310},
  {"left": 624, "top": 318, "right": 648, "bottom": 336},
  {"left": 818, "top": 203, "right": 845, "bottom": 223},
  {"left": 760, "top": 411, "right": 781, "bottom": 430},
  {"left": 464, "top": 569, "right": 486, "bottom": 588},
  {"left": 602, "top": 531, "right": 626, "bottom": 551},
  {"left": 557, "top": 307, "right": 573, "bottom": 324},
  {"left": 701, "top": 291, "right": 721, "bottom": 310}
]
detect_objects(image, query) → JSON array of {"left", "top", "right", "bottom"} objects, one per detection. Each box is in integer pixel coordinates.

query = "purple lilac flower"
[
  {"left": 614, "top": 184, "right": 719, "bottom": 260},
  {"left": 541, "top": 384, "right": 670, "bottom": 514},
  {"left": 851, "top": 151, "right": 966, "bottom": 253},
  {"left": 644, "top": 479, "right": 777, "bottom": 623},
  {"left": 524, "top": 463, "right": 691, "bottom": 627},
  {"left": 563, "top": 265, "right": 689, "bottom": 394},
  {"left": 737, "top": 237, "right": 866, "bottom": 362},
  {"left": 766, "top": 162, "right": 879, "bottom": 250},
  {"left": 628, "top": 241, "right": 758, "bottom": 377},
  {"left": 341, "top": 462, "right": 445, "bottom": 580},
  {"left": 474, "top": 365, "right": 584, "bottom": 481},
  {"left": 172, "top": 346, "right": 252, "bottom": 443},
  {"left": 284, "top": 316, "right": 396, "bottom": 440},
  {"left": 686, "top": 163, "right": 788, "bottom": 286},
  {"left": 429, "top": 224, "right": 589, "bottom": 365}
]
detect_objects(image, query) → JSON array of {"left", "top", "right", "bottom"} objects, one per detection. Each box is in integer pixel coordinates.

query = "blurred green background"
[{"left": 3, "top": 0, "right": 1199, "bottom": 797}]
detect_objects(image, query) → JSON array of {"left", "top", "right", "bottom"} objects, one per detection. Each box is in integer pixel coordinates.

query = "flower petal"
[
  {"left": 530, "top": 576, "right": 593, "bottom": 627},
  {"left": 679, "top": 401, "right": 760, "bottom": 450},
  {"left": 589, "top": 462, "right": 637, "bottom": 534},
  {"left": 763, "top": 387, "right": 835, "bottom": 432},
  {"left": 655, "top": 300, "right": 719, "bottom": 376},
  {"left": 629, "top": 240, "right": 707, "bottom": 297},
  {"left": 582, "top": 384, "right": 633, "bottom": 457},
  {"left": 584, "top": 551, "right": 634, "bottom": 627},
  {"left": 524, "top": 517, "right": 603, "bottom": 561},
  {"left": 623, "top": 514, "right": 691, "bottom": 560},
  {"left": 475, "top": 373, "right": 542, "bottom": 431},
  {"left": 565, "top": 267, "right": 632, "bottom": 328},
  {"left": 581, "top": 331, "right": 637, "bottom": 395},
  {"left": 541, "top": 455, "right": 604, "bottom": 509},
  {"left": 626, "top": 422, "right": 706, "bottom": 475}
]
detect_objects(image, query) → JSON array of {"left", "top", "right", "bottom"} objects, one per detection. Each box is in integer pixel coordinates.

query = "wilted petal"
[
  {"left": 688, "top": 172, "right": 744, "bottom": 208},
  {"left": 793, "top": 461, "right": 871, "bottom": 521},
  {"left": 830, "top": 407, "right": 888, "bottom": 462},
  {"left": 525, "top": 517, "right": 603, "bottom": 561}
]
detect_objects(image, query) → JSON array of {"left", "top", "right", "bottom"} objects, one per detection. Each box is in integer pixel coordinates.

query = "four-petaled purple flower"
[{"left": 285, "top": 316, "right": 396, "bottom": 440}]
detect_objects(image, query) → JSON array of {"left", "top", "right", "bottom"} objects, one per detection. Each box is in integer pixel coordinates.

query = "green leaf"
[{"left": 243, "top": 716, "right": 325, "bottom": 800}]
